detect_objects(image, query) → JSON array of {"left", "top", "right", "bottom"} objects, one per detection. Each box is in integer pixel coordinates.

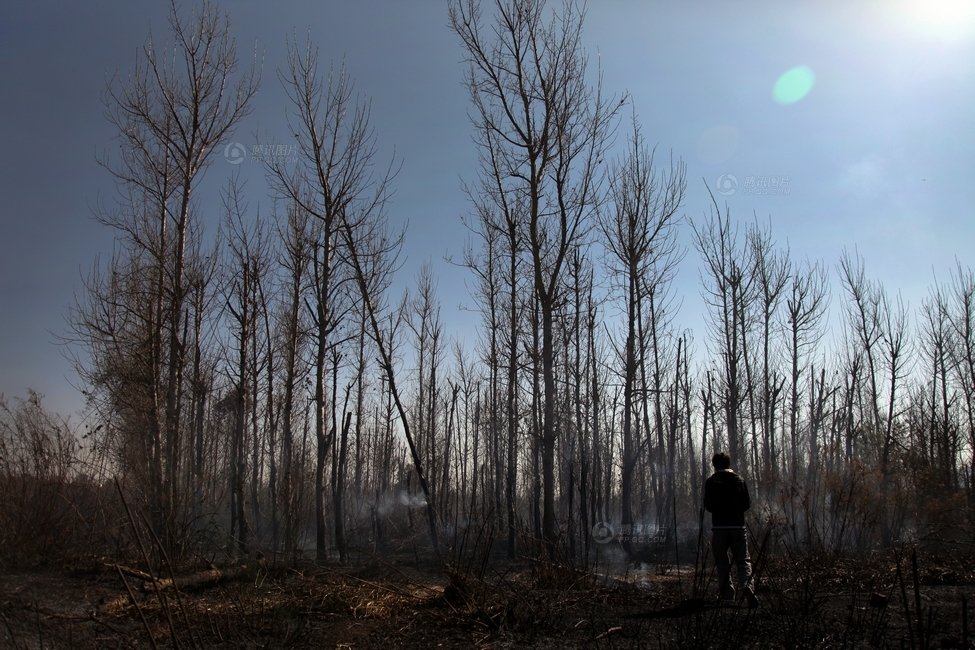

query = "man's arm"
[{"left": 740, "top": 477, "right": 751, "bottom": 512}]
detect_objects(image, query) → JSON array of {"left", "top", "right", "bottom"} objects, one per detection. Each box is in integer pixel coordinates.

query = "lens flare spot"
[{"left": 773, "top": 65, "right": 816, "bottom": 105}]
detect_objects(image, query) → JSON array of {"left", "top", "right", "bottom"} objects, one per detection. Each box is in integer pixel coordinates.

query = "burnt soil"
[{"left": 1, "top": 548, "right": 973, "bottom": 648}]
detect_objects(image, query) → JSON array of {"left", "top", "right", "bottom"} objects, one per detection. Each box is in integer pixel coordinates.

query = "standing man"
[{"left": 704, "top": 452, "right": 759, "bottom": 607}]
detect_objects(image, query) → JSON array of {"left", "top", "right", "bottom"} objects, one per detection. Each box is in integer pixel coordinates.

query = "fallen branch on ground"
[{"left": 140, "top": 565, "right": 249, "bottom": 592}]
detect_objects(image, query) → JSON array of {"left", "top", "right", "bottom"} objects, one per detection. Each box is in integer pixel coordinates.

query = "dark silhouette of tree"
[
  {"left": 72, "top": 1, "right": 257, "bottom": 554},
  {"left": 450, "top": 0, "right": 619, "bottom": 555},
  {"left": 600, "top": 119, "right": 685, "bottom": 539}
]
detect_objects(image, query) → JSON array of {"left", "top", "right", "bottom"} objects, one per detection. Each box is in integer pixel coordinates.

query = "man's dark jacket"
[{"left": 704, "top": 469, "right": 750, "bottom": 528}]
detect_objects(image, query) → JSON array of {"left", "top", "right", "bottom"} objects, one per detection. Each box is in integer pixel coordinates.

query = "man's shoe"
[
  {"left": 743, "top": 586, "right": 759, "bottom": 609},
  {"left": 719, "top": 588, "right": 735, "bottom": 606}
]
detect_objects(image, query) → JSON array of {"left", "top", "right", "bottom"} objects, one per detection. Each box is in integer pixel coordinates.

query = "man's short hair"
[{"left": 712, "top": 452, "right": 731, "bottom": 470}]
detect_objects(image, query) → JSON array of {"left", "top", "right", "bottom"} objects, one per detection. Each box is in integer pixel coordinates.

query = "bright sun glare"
[{"left": 894, "top": 0, "right": 975, "bottom": 42}]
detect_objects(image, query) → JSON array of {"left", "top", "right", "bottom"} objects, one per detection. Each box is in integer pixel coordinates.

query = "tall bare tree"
[
  {"left": 269, "top": 38, "right": 382, "bottom": 560},
  {"left": 220, "top": 180, "right": 271, "bottom": 554},
  {"left": 693, "top": 195, "right": 754, "bottom": 473},
  {"left": 74, "top": 1, "right": 257, "bottom": 552},
  {"left": 784, "top": 259, "right": 828, "bottom": 477},
  {"left": 273, "top": 201, "right": 312, "bottom": 556},
  {"left": 450, "top": 0, "right": 618, "bottom": 553},
  {"left": 918, "top": 285, "right": 956, "bottom": 482},
  {"left": 341, "top": 209, "right": 442, "bottom": 556},
  {"left": 459, "top": 114, "right": 528, "bottom": 555},
  {"left": 408, "top": 264, "right": 446, "bottom": 514},
  {"left": 599, "top": 119, "right": 685, "bottom": 535},
  {"left": 747, "top": 221, "right": 789, "bottom": 480},
  {"left": 838, "top": 249, "right": 910, "bottom": 475},
  {"left": 838, "top": 249, "right": 883, "bottom": 455},
  {"left": 947, "top": 263, "right": 975, "bottom": 494}
]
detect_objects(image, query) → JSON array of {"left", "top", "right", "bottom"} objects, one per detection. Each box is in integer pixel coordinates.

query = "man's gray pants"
[{"left": 712, "top": 527, "right": 752, "bottom": 600}]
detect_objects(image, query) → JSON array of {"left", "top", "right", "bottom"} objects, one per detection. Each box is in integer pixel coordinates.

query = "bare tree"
[
  {"left": 747, "top": 221, "right": 789, "bottom": 480},
  {"left": 784, "top": 260, "right": 828, "bottom": 476},
  {"left": 838, "top": 250, "right": 883, "bottom": 457},
  {"left": 273, "top": 201, "right": 312, "bottom": 556},
  {"left": 73, "top": 1, "right": 257, "bottom": 552},
  {"left": 918, "top": 285, "right": 956, "bottom": 484},
  {"left": 186, "top": 247, "right": 219, "bottom": 524},
  {"left": 450, "top": 0, "right": 619, "bottom": 554},
  {"left": 266, "top": 34, "right": 440, "bottom": 556},
  {"left": 599, "top": 118, "right": 685, "bottom": 535},
  {"left": 693, "top": 194, "right": 754, "bottom": 473},
  {"left": 838, "top": 249, "right": 910, "bottom": 476},
  {"left": 459, "top": 133, "right": 527, "bottom": 555},
  {"left": 564, "top": 247, "right": 594, "bottom": 558},
  {"left": 408, "top": 264, "right": 446, "bottom": 516},
  {"left": 947, "top": 263, "right": 975, "bottom": 494},
  {"left": 879, "top": 292, "right": 911, "bottom": 475},
  {"left": 459, "top": 208, "right": 502, "bottom": 529},
  {"left": 220, "top": 179, "right": 271, "bottom": 554},
  {"left": 341, "top": 211, "right": 442, "bottom": 556},
  {"left": 269, "top": 38, "right": 382, "bottom": 560}
]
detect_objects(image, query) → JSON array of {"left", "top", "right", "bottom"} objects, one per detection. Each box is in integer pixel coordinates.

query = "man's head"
[{"left": 712, "top": 452, "right": 731, "bottom": 470}]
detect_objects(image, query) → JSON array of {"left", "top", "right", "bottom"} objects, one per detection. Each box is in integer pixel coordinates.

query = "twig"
[
  {"left": 34, "top": 600, "right": 41, "bottom": 649},
  {"left": 114, "top": 478, "right": 180, "bottom": 648},
  {"left": 16, "top": 604, "right": 88, "bottom": 622},
  {"left": 346, "top": 573, "right": 436, "bottom": 600},
  {"left": 0, "top": 609, "right": 16, "bottom": 647},
  {"left": 87, "top": 610, "right": 126, "bottom": 636},
  {"left": 962, "top": 594, "right": 969, "bottom": 648},
  {"left": 139, "top": 511, "right": 196, "bottom": 649},
  {"left": 672, "top": 486, "right": 682, "bottom": 598},
  {"left": 113, "top": 478, "right": 155, "bottom": 577},
  {"left": 895, "top": 553, "right": 915, "bottom": 650},
  {"left": 910, "top": 548, "right": 924, "bottom": 647},
  {"left": 114, "top": 564, "right": 155, "bottom": 582},
  {"left": 116, "top": 564, "right": 158, "bottom": 650}
]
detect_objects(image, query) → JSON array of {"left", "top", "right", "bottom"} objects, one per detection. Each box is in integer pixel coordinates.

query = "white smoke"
[
  {"left": 372, "top": 489, "right": 428, "bottom": 517},
  {"left": 397, "top": 490, "right": 428, "bottom": 509}
]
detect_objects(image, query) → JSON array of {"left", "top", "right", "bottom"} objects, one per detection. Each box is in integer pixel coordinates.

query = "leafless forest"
[{"left": 1, "top": 1, "right": 973, "bottom": 647}]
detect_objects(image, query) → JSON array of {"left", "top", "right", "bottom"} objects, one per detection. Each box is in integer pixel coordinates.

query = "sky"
[{"left": 1, "top": 0, "right": 973, "bottom": 420}]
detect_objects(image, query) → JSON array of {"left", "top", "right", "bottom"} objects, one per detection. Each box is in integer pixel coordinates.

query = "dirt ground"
[{"left": 1, "top": 548, "right": 973, "bottom": 648}]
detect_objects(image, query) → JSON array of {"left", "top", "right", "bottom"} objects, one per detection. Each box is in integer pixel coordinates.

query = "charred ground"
[{"left": 2, "top": 542, "right": 973, "bottom": 649}]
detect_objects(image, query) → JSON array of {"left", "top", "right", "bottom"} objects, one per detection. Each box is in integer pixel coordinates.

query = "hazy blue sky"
[{"left": 1, "top": 1, "right": 973, "bottom": 419}]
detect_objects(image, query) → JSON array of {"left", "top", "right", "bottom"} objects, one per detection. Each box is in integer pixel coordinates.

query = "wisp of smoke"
[{"left": 397, "top": 490, "right": 428, "bottom": 509}]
